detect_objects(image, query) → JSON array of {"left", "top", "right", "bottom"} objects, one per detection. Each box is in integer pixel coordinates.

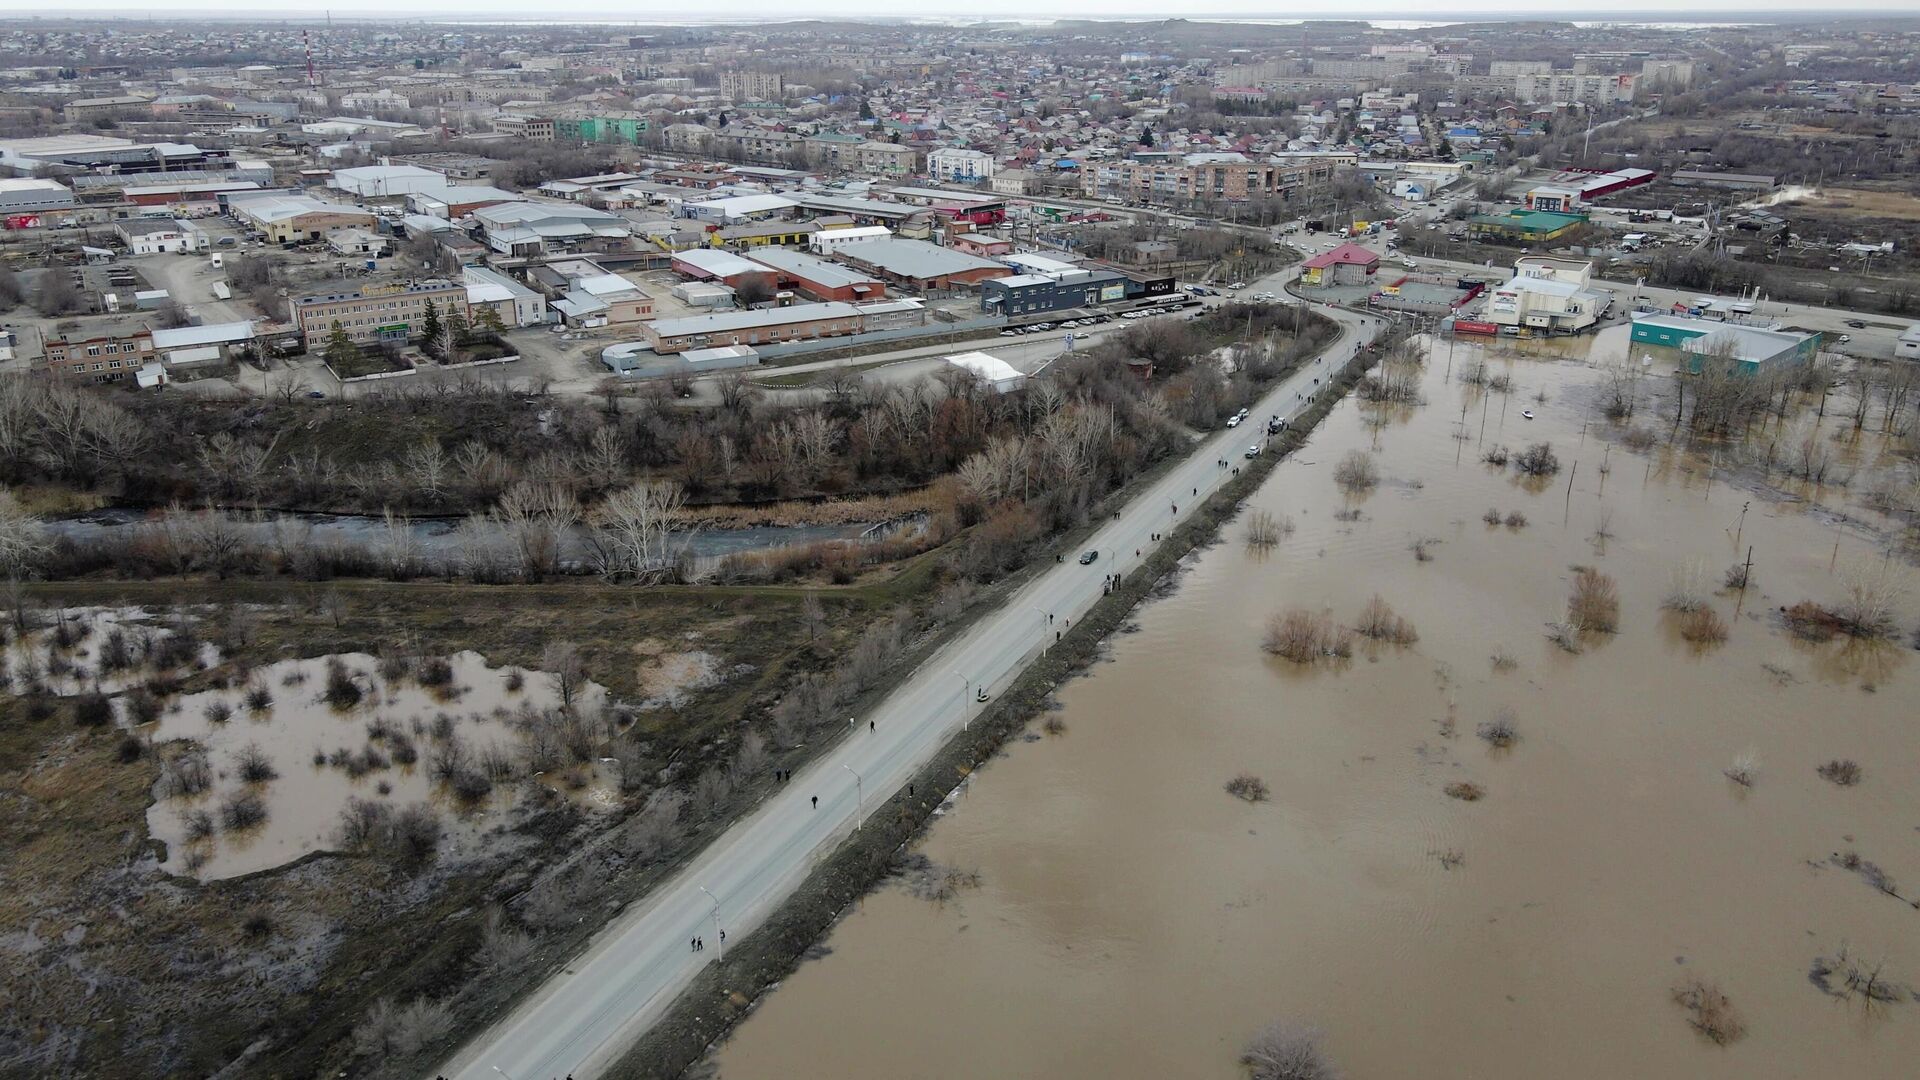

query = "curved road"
[{"left": 440, "top": 300, "right": 1380, "bottom": 1080}]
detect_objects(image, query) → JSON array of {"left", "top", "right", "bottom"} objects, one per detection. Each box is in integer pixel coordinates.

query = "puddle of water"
[
  {"left": 713, "top": 336, "right": 1920, "bottom": 1078},
  {"left": 2, "top": 606, "right": 219, "bottom": 698},
  {"left": 144, "top": 650, "right": 607, "bottom": 881}
]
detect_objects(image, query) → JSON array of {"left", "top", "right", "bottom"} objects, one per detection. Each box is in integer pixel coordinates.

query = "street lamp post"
[
  {"left": 843, "top": 764, "right": 864, "bottom": 827},
  {"left": 698, "top": 886, "right": 723, "bottom": 961}
]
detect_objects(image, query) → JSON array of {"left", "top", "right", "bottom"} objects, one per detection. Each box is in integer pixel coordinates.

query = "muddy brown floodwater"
[{"left": 714, "top": 330, "right": 1920, "bottom": 1079}]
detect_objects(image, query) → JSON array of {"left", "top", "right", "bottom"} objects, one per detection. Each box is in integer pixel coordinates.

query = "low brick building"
[
  {"left": 294, "top": 279, "right": 470, "bottom": 346},
  {"left": 40, "top": 325, "right": 155, "bottom": 384}
]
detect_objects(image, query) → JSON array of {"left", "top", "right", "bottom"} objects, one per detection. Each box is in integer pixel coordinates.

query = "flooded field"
[
  {"left": 144, "top": 650, "right": 606, "bottom": 880},
  {"left": 713, "top": 329, "right": 1920, "bottom": 1078}
]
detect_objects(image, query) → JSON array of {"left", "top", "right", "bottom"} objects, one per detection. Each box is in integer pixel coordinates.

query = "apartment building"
[
  {"left": 40, "top": 325, "right": 155, "bottom": 384},
  {"left": 490, "top": 114, "right": 556, "bottom": 141},
  {"left": 1514, "top": 72, "right": 1636, "bottom": 106},
  {"left": 928, "top": 147, "right": 995, "bottom": 184},
  {"left": 720, "top": 71, "right": 785, "bottom": 100},
  {"left": 295, "top": 279, "right": 470, "bottom": 346},
  {"left": 1081, "top": 153, "right": 1338, "bottom": 206}
]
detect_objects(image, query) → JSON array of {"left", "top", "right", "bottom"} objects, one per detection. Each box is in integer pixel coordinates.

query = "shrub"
[
  {"left": 1480, "top": 445, "right": 1510, "bottom": 467},
  {"left": 241, "top": 911, "right": 274, "bottom": 941},
  {"left": 1678, "top": 608, "right": 1728, "bottom": 644},
  {"left": 378, "top": 652, "right": 412, "bottom": 684},
  {"left": 1246, "top": 509, "right": 1294, "bottom": 547},
  {"left": 1332, "top": 450, "right": 1379, "bottom": 492},
  {"left": 116, "top": 734, "right": 145, "bottom": 763},
  {"left": 1568, "top": 569, "right": 1620, "bottom": 633},
  {"left": 1672, "top": 979, "right": 1745, "bottom": 1045},
  {"left": 417, "top": 656, "right": 455, "bottom": 688},
  {"left": 1241, "top": 1022, "right": 1337, "bottom": 1080},
  {"left": 164, "top": 751, "right": 212, "bottom": 798},
  {"left": 1724, "top": 748, "right": 1759, "bottom": 787},
  {"left": 352, "top": 996, "right": 454, "bottom": 1059},
  {"left": 1513, "top": 442, "right": 1561, "bottom": 477},
  {"left": 1482, "top": 507, "right": 1503, "bottom": 525},
  {"left": 1477, "top": 708, "right": 1518, "bottom": 748},
  {"left": 1489, "top": 649, "right": 1517, "bottom": 671},
  {"left": 1662, "top": 563, "right": 1709, "bottom": 613},
  {"left": 236, "top": 743, "right": 279, "bottom": 784},
  {"left": 1503, "top": 510, "right": 1528, "bottom": 528},
  {"left": 220, "top": 791, "right": 268, "bottom": 831},
  {"left": 324, "top": 658, "right": 363, "bottom": 708},
  {"left": 1263, "top": 610, "right": 1349, "bottom": 663},
  {"left": 1723, "top": 561, "right": 1753, "bottom": 591},
  {"left": 1622, "top": 426, "right": 1657, "bottom": 451},
  {"left": 184, "top": 808, "right": 215, "bottom": 842},
  {"left": 1354, "top": 595, "right": 1418, "bottom": 645},
  {"left": 243, "top": 684, "right": 273, "bottom": 712},
  {"left": 1781, "top": 601, "right": 1842, "bottom": 642},
  {"left": 72, "top": 693, "right": 113, "bottom": 728},
  {"left": 1225, "top": 773, "right": 1271, "bottom": 803},
  {"left": 203, "top": 699, "right": 234, "bottom": 724},
  {"left": 1444, "top": 781, "right": 1485, "bottom": 801},
  {"left": 1817, "top": 759, "right": 1862, "bottom": 787},
  {"left": 1409, "top": 536, "right": 1436, "bottom": 562},
  {"left": 124, "top": 689, "right": 163, "bottom": 725}
]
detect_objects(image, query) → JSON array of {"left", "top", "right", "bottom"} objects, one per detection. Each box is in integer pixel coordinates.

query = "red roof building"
[{"left": 1299, "top": 242, "right": 1379, "bottom": 286}]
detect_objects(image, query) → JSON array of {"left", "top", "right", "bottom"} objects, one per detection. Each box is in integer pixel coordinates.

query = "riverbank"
[{"left": 610, "top": 347, "right": 1377, "bottom": 1079}]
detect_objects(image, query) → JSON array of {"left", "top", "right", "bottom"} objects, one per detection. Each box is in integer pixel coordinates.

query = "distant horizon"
[{"left": 4, "top": 7, "right": 1918, "bottom": 25}]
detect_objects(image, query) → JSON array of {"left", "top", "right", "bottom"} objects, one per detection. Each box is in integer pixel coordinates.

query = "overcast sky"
[{"left": 6, "top": 2, "right": 1895, "bottom": 19}]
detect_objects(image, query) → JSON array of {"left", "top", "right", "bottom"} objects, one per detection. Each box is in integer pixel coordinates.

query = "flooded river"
[{"left": 713, "top": 329, "right": 1920, "bottom": 1078}]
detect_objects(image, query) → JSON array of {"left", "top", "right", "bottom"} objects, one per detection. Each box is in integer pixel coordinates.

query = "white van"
[{"left": 210, "top": 253, "right": 224, "bottom": 269}]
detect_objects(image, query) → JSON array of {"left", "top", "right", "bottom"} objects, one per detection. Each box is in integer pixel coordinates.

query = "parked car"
[
  {"left": 1245, "top": 444, "right": 1261, "bottom": 459},
  {"left": 1228, "top": 281, "right": 1247, "bottom": 290},
  {"left": 1845, "top": 319, "right": 1867, "bottom": 329}
]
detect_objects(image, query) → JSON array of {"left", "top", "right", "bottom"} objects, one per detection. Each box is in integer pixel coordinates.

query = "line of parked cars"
[{"left": 999, "top": 312, "right": 1116, "bottom": 337}]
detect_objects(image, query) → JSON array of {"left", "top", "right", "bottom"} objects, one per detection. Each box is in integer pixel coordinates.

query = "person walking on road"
[
  {"left": 869, "top": 720, "right": 876, "bottom": 733},
  {"left": 811, "top": 795, "right": 818, "bottom": 809}
]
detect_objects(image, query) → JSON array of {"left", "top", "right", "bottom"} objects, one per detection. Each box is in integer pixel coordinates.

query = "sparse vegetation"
[
  {"left": 1817, "top": 759, "right": 1863, "bottom": 787},
  {"left": 1724, "top": 748, "right": 1760, "bottom": 787},
  {"left": 1354, "top": 595, "right": 1418, "bottom": 645},
  {"left": 1333, "top": 450, "right": 1379, "bottom": 492},
  {"left": 1672, "top": 978, "right": 1746, "bottom": 1045},
  {"left": 1444, "top": 781, "right": 1485, "bottom": 801},
  {"left": 1225, "top": 773, "right": 1272, "bottom": 803},
  {"left": 1809, "top": 946, "right": 1909, "bottom": 1005},
  {"left": 1679, "top": 607, "right": 1729, "bottom": 644},
  {"left": 1263, "top": 609, "right": 1352, "bottom": 663},
  {"left": 1482, "top": 507, "right": 1503, "bottom": 525},
  {"left": 1663, "top": 563, "right": 1709, "bottom": 613},
  {"left": 1503, "top": 511, "right": 1528, "bottom": 529},
  {"left": 219, "top": 791, "right": 267, "bottom": 832},
  {"left": 1241, "top": 1021, "right": 1338, "bottom": 1080},
  {"left": 1477, "top": 708, "right": 1518, "bottom": 749},
  {"left": 1480, "top": 445, "right": 1511, "bottom": 467},
  {"left": 351, "top": 995, "right": 454, "bottom": 1060},
  {"left": 1246, "top": 509, "right": 1294, "bottom": 547},
  {"left": 1513, "top": 442, "right": 1562, "bottom": 478},
  {"left": 236, "top": 743, "right": 279, "bottom": 784},
  {"left": 1568, "top": 568, "right": 1620, "bottom": 633},
  {"left": 1408, "top": 536, "right": 1437, "bottom": 562}
]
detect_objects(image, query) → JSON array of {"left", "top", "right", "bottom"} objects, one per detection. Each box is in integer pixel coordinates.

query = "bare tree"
[
  {"left": 0, "top": 491, "right": 49, "bottom": 580},
  {"left": 493, "top": 480, "right": 580, "bottom": 581},
  {"left": 542, "top": 640, "right": 586, "bottom": 710},
  {"left": 591, "top": 480, "right": 687, "bottom": 581}
]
